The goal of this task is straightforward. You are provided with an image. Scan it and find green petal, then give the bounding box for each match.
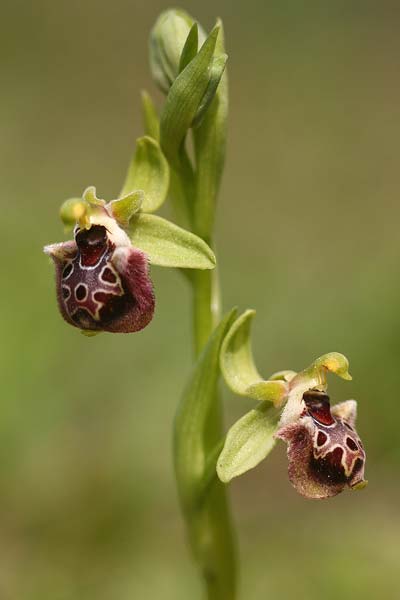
[120,136,169,213]
[82,186,105,206]
[129,213,216,269]
[217,402,279,483]
[109,190,143,226]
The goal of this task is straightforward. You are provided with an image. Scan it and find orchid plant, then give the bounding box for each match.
[44,8,366,599]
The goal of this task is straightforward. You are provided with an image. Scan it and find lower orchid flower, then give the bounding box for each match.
[217,310,367,499]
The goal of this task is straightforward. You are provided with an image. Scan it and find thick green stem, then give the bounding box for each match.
[190,268,237,600]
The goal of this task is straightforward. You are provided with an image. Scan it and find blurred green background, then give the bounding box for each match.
[1,1,400,598]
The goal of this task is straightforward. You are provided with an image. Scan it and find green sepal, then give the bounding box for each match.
[160,25,220,167]
[129,213,216,269]
[141,91,160,142]
[174,309,237,507]
[178,23,198,73]
[109,190,143,226]
[120,136,169,213]
[220,310,261,393]
[217,402,279,483]
[220,309,288,406]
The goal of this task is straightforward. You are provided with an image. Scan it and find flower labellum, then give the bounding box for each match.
[44,202,154,334]
[276,389,366,499]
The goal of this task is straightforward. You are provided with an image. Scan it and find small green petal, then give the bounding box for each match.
[109,190,143,226]
[129,213,216,269]
[82,186,105,206]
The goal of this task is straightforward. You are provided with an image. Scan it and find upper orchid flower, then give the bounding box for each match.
[45,189,155,334]
[44,135,217,335]
[217,310,367,499]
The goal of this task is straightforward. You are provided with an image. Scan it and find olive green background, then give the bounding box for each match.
[1,1,399,598]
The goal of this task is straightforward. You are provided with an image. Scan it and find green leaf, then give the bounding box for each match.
[120,136,169,213]
[178,23,198,73]
[217,402,279,483]
[192,53,228,128]
[193,20,228,239]
[129,213,216,269]
[174,309,237,506]
[160,25,219,166]
[141,91,160,142]
[109,190,143,226]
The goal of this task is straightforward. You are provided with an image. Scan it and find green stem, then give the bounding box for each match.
[190,268,237,600]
